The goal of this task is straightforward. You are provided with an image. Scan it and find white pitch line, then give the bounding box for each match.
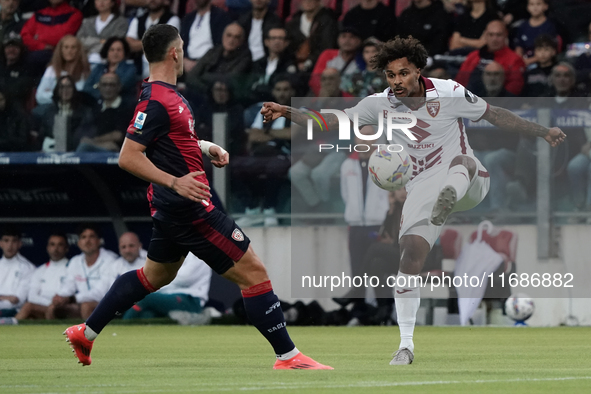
[4,376,591,394]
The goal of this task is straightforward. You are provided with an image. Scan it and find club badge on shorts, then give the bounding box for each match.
[232,228,244,242]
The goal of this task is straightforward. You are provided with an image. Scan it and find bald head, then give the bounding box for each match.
[485,20,508,52]
[119,232,142,263]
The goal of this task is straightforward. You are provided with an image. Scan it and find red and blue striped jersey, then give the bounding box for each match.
[126,80,215,222]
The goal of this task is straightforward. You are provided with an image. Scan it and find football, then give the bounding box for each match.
[505,294,535,322]
[368,148,411,191]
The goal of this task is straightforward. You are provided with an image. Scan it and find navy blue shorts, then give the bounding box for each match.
[147,208,250,275]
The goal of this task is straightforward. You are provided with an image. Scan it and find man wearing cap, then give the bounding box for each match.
[0,33,33,107]
[309,26,364,96]
[0,0,24,46]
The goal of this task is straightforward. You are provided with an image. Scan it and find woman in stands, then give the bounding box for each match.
[39,75,96,153]
[77,0,129,65]
[35,36,90,105]
[83,37,137,103]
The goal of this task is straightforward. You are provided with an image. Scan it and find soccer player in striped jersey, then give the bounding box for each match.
[63,24,332,370]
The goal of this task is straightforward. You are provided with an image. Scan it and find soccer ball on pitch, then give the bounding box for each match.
[368,148,411,191]
[505,294,535,322]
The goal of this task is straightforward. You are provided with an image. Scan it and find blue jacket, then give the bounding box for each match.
[83,61,138,102]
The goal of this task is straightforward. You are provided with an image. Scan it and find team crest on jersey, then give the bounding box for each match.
[232,229,244,242]
[134,112,147,129]
[426,101,440,118]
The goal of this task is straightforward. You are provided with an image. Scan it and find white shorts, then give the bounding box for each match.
[399,156,490,248]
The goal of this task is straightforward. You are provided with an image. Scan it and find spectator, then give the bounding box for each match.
[523,34,557,97]
[180,0,231,73]
[0,227,35,320]
[83,37,137,102]
[0,33,35,107]
[194,78,245,157]
[122,253,212,325]
[481,61,514,97]
[456,20,526,96]
[0,0,25,46]
[309,26,364,96]
[76,0,129,64]
[234,76,294,227]
[514,63,584,205]
[185,23,252,94]
[468,64,520,212]
[110,232,147,277]
[286,0,338,72]
[339,126,389,301]
[20,0,83,77]
[77,73,134,152]
[513,0,557,66]
[38,75,96,152]
[248,26,297,103]
[342,0,396,42]
[0,89,30,152]
[397,0,453,57]
[449,0,499,54]
[35,35,90,105]
[48,224,117,320]
[126,0,181,78]
[316,67,353,98]
[237,0,283,62]
[14,233,69,320]
[341,38,387,97]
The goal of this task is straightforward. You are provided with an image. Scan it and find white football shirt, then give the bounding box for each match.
[344,77,489,186]
[27,258,68,306]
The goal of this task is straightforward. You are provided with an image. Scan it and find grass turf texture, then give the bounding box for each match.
[1,326,590,393]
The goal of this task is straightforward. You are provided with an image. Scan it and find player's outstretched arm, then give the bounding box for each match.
[482,105,567,147]
[119,138,212,203]
[260,102,340,132]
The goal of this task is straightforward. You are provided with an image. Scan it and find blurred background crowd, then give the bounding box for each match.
[2,0,591,220]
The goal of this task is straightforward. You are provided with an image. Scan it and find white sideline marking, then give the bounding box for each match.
[3,376,591,393]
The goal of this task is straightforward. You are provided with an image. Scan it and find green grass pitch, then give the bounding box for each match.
[1,325,590,393]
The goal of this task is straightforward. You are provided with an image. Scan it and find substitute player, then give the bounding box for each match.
[63,24,332,370]
[261,36,565,365]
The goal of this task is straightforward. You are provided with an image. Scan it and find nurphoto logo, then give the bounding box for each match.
[304,108,414,153]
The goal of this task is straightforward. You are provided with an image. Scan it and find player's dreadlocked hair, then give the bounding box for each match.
[371,36,429,71]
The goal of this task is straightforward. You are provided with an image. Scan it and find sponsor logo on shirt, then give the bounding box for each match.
[134,112,147,129]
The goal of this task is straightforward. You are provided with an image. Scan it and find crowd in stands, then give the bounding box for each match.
[0,225,212,325]
[2,0,591,218]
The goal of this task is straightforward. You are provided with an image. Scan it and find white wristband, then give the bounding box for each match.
[198,140,226,159]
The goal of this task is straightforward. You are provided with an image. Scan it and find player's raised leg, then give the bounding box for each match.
[64,258,182,365]
[430,155,477,225]
[391,234,430,365]
[223,246,333,370]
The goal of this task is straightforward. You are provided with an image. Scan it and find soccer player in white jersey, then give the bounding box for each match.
[261,36,566,365]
